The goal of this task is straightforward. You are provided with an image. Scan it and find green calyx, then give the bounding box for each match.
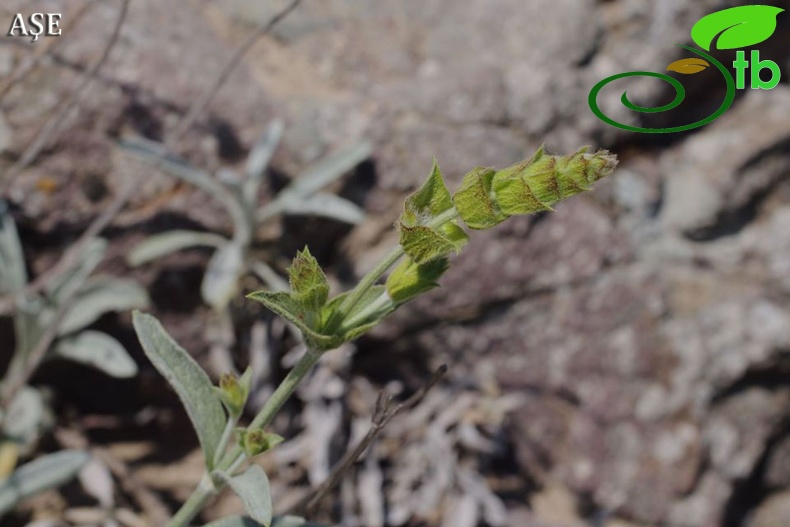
[237,429,284,457]
[397,160,469,264]
[216,367,253,417]
[385,257,449,305]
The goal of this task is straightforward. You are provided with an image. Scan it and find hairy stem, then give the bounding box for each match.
[167,348,322,526]
[166,475,214,527]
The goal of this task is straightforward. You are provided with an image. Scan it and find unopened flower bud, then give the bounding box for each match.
[491,146,618,216]
[238,429,284,457]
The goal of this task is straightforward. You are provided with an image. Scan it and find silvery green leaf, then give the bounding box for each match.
[202,243,246,311]
[127,231,228,266]
[0,201,26,293]
[0,450,90,517]
[256,142,372,223]
[290,142,372,196]
[117,138,220,196]
[53,331,138,378]
[132,312,226,470]
[214,466,272,527]
[244,120,284,208]
[1,386,46,444]
[250,261,289,293]
[281,193,365,224]
[45,238,107,303]
[58,277,150,336]
[13,297,45,355]
[117,138,251,241]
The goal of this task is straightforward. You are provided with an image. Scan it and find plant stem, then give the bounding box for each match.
[249,348,322,431]
[338,246,404,313]
[166,474,214,527]
[330,206,462,330]
[167,349,322,527]
[166,208,462,526]
[212,415,237,468]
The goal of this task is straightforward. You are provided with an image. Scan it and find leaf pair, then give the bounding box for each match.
[247,248,394,350]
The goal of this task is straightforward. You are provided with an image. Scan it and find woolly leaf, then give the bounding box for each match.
[127,230,227,266]
[58,277,150,336]
[0,450,89,517]
[202,242,245,311]
[214,466,273,527]
[132,312,226,470]
[53,331,138,378]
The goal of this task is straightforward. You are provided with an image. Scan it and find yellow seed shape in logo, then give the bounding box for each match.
[666,57,711,74]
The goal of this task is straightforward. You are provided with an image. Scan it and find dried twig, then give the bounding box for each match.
[171,0,303,142]
[290,365,449,517]
[0,0,130,194]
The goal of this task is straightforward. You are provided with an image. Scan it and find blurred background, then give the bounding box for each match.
[2,0,790,526]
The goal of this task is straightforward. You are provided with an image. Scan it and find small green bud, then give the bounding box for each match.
[288,247,330,312]
[385,257,449,304]
[491,146,618,216]
[217,367,253,417]
[238,429,284,457]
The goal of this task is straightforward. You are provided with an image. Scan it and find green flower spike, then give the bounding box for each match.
[488,146,618,218]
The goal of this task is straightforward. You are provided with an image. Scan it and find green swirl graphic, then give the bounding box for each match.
[588,45,736,133]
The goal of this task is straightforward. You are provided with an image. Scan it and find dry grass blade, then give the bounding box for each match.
[290,364,448,517]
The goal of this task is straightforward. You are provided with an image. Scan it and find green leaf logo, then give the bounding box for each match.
[691,5,784,51]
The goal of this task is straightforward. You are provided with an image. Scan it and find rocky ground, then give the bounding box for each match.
[2,0,790,526]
